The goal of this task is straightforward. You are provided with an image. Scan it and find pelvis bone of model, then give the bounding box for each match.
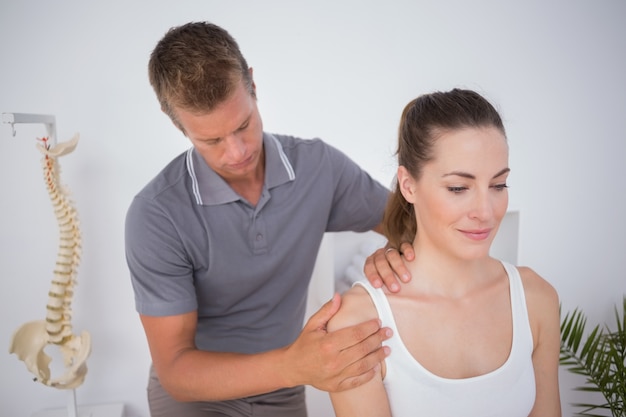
[9,134,91,389]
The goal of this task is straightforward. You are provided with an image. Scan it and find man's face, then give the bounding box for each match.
[174,81,264,184]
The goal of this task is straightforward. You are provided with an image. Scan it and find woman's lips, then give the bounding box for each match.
[460,229,491,241]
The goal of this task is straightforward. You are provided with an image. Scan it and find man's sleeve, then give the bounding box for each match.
[323,143,390,232]
[125,196,198,316]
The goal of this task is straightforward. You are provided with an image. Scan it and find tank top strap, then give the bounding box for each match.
[353,281,399,334]
[500,261,534,351]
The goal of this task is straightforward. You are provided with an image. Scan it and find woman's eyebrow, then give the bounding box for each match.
[442,171,475,179]
[442,167,510,180]
[492,168,511,178]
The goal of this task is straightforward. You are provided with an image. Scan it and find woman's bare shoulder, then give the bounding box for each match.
[327,284,380,332]
[517,266,560,329]
[517,266,559,303]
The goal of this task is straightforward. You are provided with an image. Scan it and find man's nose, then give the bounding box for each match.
[225,134,246,160]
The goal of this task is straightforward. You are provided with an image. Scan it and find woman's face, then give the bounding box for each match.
[399,126,510,260]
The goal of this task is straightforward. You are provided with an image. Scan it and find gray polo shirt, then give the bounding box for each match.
[125,132,389,354]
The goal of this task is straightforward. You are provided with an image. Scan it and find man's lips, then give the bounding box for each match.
[228,154,254,170]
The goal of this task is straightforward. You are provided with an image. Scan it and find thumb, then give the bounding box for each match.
[304,293,342,332]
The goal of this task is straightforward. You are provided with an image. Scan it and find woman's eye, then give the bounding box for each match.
[492,183,509,191]
[447,186,468,194]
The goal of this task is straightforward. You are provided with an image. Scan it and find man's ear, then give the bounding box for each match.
[249,67,257,97]
[161,107,186,136]
[397,165,417,203]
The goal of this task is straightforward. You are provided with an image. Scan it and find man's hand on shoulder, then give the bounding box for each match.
[363,242,414,293]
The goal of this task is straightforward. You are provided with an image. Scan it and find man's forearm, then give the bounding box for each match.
[157,347,294,402]
[151,296,391,402]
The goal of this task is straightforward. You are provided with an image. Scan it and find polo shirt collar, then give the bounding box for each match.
[186,132,295,206]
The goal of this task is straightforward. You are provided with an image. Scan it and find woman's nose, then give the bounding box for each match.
[469,192,494,221]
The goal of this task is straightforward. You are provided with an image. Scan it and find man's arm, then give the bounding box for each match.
[141,294,392,402]
[363,224,414,292]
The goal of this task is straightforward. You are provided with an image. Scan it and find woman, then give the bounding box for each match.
[328,89,561,416]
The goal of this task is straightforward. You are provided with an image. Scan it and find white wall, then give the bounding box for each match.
[1,1,625,416]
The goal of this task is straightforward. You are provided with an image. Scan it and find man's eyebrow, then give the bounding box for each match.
[442,167,510,179]
[237,115,251,129]
[198,136,221,142]
[199,115,252,142]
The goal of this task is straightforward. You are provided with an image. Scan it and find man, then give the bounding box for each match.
[125,21,411,417]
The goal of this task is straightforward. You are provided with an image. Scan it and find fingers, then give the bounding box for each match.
[364,246,412,293]
[338,323,392,365]
[335,344,390,392]
[399,241,415,261]
[321,325,392,392]
[363,248,391,289]
[383,247,411,291]
[304,293,342,332]
[291,307,392,392]
[327,317,389,351]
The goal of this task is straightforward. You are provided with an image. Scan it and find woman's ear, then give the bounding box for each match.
[397,166,417,203]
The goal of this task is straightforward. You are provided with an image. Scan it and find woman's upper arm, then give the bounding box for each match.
[330,373,392,417]
[327,287,392,417]
[521,267,562,416]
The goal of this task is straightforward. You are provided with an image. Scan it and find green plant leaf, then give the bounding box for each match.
[560,296,626,416]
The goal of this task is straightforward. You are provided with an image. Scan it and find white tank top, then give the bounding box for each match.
[355,261,536,416]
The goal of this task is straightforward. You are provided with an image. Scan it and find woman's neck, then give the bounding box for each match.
[404,241,500,299]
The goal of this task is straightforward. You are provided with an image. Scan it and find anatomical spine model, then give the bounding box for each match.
[9,134,91,389]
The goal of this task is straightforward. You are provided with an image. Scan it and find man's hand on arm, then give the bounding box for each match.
[363,242,414,292]
[280,293,392,392]
[140,294,392,402]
